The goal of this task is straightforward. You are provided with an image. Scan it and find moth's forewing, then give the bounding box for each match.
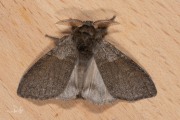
[17,36,78,100]
[93,40,157,101]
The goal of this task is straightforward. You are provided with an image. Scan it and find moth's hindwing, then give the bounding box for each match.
[17,36,78,100]
[81,58,115,104]
[93,40,157,101]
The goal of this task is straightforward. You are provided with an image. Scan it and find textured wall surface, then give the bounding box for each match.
[0,0,180,120]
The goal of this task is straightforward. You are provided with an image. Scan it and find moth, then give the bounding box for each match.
[17,16,157,104]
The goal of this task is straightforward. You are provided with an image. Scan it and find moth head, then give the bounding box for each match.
[56,16,118,29]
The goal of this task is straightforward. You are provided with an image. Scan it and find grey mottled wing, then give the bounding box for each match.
[93,41,157,101]
[17,36,78,100]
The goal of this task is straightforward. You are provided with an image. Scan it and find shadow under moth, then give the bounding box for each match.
[17,16,157,104]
